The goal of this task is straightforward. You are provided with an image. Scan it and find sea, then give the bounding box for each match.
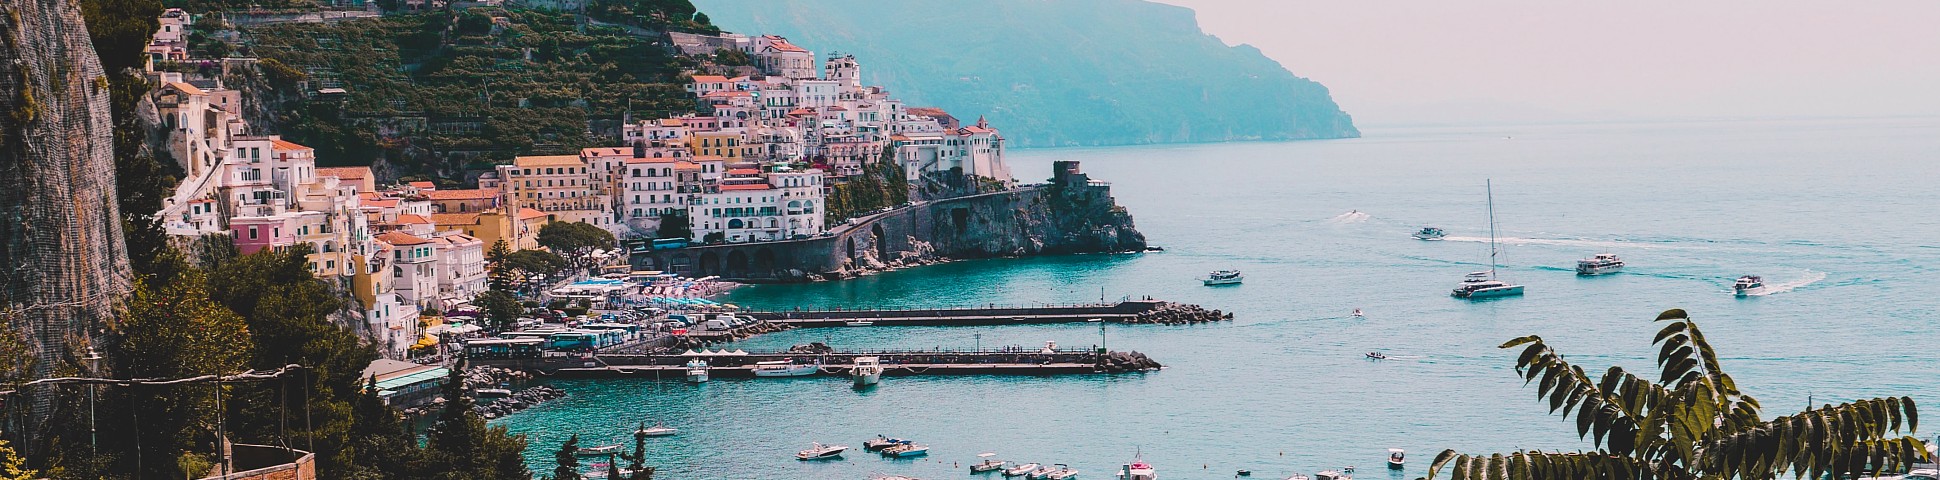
[495,117,1940,479]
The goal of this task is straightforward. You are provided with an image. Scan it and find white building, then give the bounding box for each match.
[431,231,487,303]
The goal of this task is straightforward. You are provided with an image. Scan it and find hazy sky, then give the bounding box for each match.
[1159,1,1940,126]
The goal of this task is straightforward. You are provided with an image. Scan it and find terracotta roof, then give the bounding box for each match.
[720,183,771,191]
[396,214,432,225]
[422,189,497,201]
[761,35,808,53]
[703,90,751,98]
[407,181,435,189]
[692,155,727,162]
[270,138,312,151]
[690,75,729,83]
[626,156,679,164]
[726,168,761,175]
[513,155,585,167]
[674,162,700,170]
[961,126,995,134]
[906,107,948,117]
[787,107,815,116]
[518,208,550,220]
[166,81,205,95]
[363,198,399,208]
[375,231,433,246]
[430,213,481,226]
[826,106,847,111]
[319,166,372,181]
[581,147,631,157]
[656,118,685,127]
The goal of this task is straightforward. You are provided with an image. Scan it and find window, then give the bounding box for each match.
[248,226,258,239]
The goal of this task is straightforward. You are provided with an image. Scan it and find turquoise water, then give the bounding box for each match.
[497,117,1940,479]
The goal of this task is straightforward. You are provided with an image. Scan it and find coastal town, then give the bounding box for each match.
[142,7,1035,358]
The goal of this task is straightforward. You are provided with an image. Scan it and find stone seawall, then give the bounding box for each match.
[631,161,1145,281]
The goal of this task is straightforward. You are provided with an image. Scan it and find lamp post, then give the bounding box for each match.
[84,345,101,450]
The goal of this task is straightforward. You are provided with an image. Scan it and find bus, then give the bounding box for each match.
[651,238,689,250]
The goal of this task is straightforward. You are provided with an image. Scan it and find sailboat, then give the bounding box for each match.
[1451,180,1525,299]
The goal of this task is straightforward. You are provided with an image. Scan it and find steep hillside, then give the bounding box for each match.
[693,0,1359,147]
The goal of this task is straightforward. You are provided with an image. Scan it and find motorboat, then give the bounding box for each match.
[683,359,709,383]
[882,444,930,458]
[1283,475,1311,480]
[852,356,883,386]
[972,452,1008,473]
[1365,352,1387,360]
[1452,181,1524,299]
[575,444,622,457]
[1733,275,1763,296]
[1350,308,1364,318]
[845,321,874,327]
[1118,457,1156,480]
[1026,464,1058,479]
[1388,448,1405,469]
[1314,469,1352,480]
[1237,470,1252,476]
[1413,226,1446,240]
[871,476,923,480]
[751,359,820,377]
[636,423,677,437]
[864,435,911,451]
[795,442,848,460]
[1047,464,1080,480]
[1203,269,1244,286]
[1452,271,1525,299]
[1576,253,1625,275]
[1005,463,1042,477]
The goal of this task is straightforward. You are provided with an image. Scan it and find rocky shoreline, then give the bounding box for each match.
[1120,301,1234,325]
[663,321,796,351]
[1096,351,1163,373]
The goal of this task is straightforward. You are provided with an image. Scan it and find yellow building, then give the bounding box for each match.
[689,131,746,159]
[494,155,612,229]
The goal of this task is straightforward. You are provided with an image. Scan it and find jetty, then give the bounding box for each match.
[473,347,1161,378]
[741,299,1230,327]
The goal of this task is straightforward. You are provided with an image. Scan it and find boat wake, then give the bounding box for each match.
[1744,270,1827,296]
[1441,235,1679,251]
[1328,210,1371,224]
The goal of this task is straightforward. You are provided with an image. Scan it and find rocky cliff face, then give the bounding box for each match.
[0,0,133,421]
[927,182,1146,259]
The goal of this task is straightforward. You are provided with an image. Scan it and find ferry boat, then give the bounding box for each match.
[1453,181,1524,299]
[972,452,1009,473]
[1119,457,1156,480]
[683,359,709,383]
[1733,275,1764,296]
[864,435,911,451]
[852,356,883,386]
[1575,253,1625,275]
[1412,226,1446,240]
[1005,463,1042,477]
[882,444,930,458]
[795,442,848,460]
[637,423,677,437]
[751,359,820,377]
[1203,269,1244,286]
[1387,448,1405,469]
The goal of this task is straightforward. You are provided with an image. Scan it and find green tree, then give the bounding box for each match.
[0,440,37,480]
[486,239,517,292]
[504,249,569,283]
[711,47,749,67]
[475,290,523,331]
[617,423,657,480]
[702,232,725,244]
[424,362,530,480]
[552,434,582,480]
[655,212,691,241]
[344,376,424,480]
[537,222,616,272]
[103,275,253,480]
[1428,309,1929,480]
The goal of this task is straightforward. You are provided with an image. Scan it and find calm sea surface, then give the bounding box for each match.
[497,117,1940,479]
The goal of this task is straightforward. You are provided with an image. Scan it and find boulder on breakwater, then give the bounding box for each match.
[665,321,795,350]
[1096,351,1163,373]
[1122,301,1233,325]
[474,384,565,419]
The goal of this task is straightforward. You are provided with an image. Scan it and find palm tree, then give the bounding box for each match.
[1428,309,1930,479]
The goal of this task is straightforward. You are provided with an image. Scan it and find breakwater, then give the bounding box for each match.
[475,348,1160,377]
[741,299,1230,327]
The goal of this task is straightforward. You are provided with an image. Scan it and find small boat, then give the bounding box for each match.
[845,321,874,327]
[684,359,709,383]
[1237,470,1252,476]
[1365,352,1387,360]
[1005,463,1042,477]
[575,444,622,457]
[1119,457,1156,480]
[637,423,677,437]
[1576,253,1625,276]
[1315,469,1352,480]
[751,359,820,377]
[1388,448,1405,469]
[882,444,930,458]
[1412,226,1446,240]
[1026,464,1058,479]
[1350,308,1363,318]
[1203,269,1243,286]
[872,476,923,480]
[795,442,848,460]
[1284,475,1311,480]
[864,435,911,451]
[1047,464,1080,480]
[852,356,883,386]
[972,452,1009,473]
[1733,275,1763,296]
[1144,245,1165,252]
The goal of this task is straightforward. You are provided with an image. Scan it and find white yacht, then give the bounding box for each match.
[1314,469,1352,480]
[1576,253,1625,275]
[1733,275,1764,296]
[852,356,883,386]
[795,442,848,460]
[1412,226,1446,240]
[1203,269,1243,286]
[752,360,820,377]
[1453,180,1524,299]
[683,359,709,383]
[637,423,677,437]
